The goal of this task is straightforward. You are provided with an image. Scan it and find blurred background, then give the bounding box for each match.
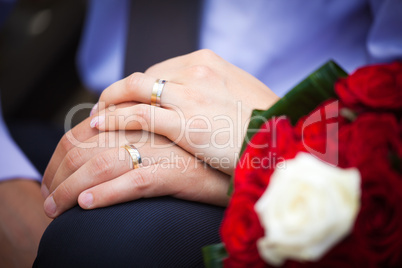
[0,0,96,173]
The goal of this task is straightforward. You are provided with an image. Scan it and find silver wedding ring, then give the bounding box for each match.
[122,144,142,169]
[151,79,167,107]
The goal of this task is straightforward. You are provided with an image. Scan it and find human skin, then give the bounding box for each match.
[92,49,279,175]
[41,117,230,218]
[0,179,51,268]
[41,49,278,219]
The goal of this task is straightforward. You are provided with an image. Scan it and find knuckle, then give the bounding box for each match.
[64,129,83,149]
[59,132,73,153]
[90,153,115,177]
[134,104,151,122]
[194,48,218,61]
[55,182,75,205]
[125,72,145,97]
[64,148,85,172]
[188,65,213,80]
[128,171,150,191]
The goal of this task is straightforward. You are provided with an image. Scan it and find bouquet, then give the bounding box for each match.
[204,61,402,267]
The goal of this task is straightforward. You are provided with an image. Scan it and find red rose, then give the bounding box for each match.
[339,113,402,171]
[222,190,266,268]
[335,61,402,111]
[294,99,348,166]
[221,118,299,267]
[352,162,402,267]
[296,236,375,268]
[222,62,402,267]
[235,117,299,189]
[338,112,402,266]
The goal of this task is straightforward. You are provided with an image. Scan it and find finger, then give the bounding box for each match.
[78,160,230,210]
[47,129,153,195]
[48,131,122,193]
[91,104,183,140]
[98,73,181,110]
[44,147,132,218]
[97,49,229,112]
[42,117,100,197]
[99,72,154,108]
[44,134,174,218]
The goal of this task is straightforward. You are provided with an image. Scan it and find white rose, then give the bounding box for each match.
[254,152,361,266]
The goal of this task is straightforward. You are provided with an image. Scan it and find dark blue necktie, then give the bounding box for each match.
[124,0,202,76]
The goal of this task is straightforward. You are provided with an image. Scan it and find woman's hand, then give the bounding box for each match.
[41,117,230,219]
[91,49,279,175]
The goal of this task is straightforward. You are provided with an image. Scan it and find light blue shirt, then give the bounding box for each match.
[78,0,402,97]
[0,95,41,181]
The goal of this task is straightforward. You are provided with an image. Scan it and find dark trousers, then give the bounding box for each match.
[34,196,224,267]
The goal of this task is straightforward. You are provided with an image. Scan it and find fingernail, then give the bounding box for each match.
[90,102,98,117]
[41,184,49,198]
[44,195,57,216]
[97,115,105,127]
[90,117,98,128]
[81,192,93,208]
[90,116,104,128]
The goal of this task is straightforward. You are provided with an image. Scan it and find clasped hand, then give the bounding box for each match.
[41,49,278,218]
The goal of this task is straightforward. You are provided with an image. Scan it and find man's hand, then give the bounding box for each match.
[0,179,51,268]
[41,118,230,219]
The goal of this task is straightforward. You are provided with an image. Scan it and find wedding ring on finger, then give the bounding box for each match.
[151,79,167,107]
[122,144,142,169]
